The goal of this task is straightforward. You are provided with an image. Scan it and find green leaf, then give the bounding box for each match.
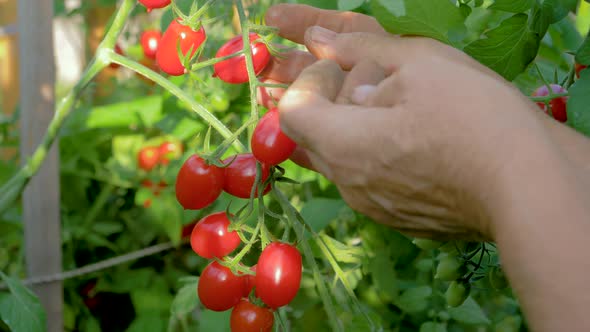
[91,220,124,236]
[0,272,47,332]
[198,309,231,331]
[368,255,399,301]
[146,194,183,245]
[338,0,364,11]
[318,233,364,264]
[489,0,534,13]
[420,321,447,332]
[371,0,467,46]
[126,314,167,332]
[300,198,352,235]
[112,135,145,170]
[464,14,539,80]
[575,34,590,65]
[295,0,338,9]
[395,286,432,313]
[448,297,490,325]
[170,279,199,316]
[567,69,590,135]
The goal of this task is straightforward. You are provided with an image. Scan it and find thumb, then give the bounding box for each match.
[278,59,345,148]
[304,26,407,72]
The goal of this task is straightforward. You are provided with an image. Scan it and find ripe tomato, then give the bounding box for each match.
[198,261,246,312]
[138,0,171,12]
[156,20,206,76]
[109,44,124,69]
[576,63,588,78]
[251,108,297,165]
[175,155,224,209]
[230,299,274,332]
[140,30,162,60]
[190,212,241,259]
[223,153,271,199]
[255,242,302,308]
[532,84,568,123]
[213,33,271,84]
[159,141,183,165]
[138,146,160,171]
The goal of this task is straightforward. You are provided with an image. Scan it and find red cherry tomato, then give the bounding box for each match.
[156,20,206,76]
[138,0,171,12]
[109,44,124,69]
[198,261,246,312]
[175,155,224,209]
[251,108,297,165]
[255,242,302,308]
[223,153,271,199]
[243,265,256,297]
[138,146,160,171]
[230,299,274,332]
[140,30,162,60]
[576,63,588,78]
[159,141,183,165]
[532,84,568,122]
[213,33,271,84]
[141,179,167,195]
[190,212,241,259]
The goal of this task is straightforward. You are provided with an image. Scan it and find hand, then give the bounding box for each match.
[277,32,555,241]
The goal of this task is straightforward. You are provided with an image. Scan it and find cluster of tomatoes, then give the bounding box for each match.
[175,108,299,331]
[116,0,272,85]
[130,2,303,330]
[137,141,183,207]
[532,63,587,123]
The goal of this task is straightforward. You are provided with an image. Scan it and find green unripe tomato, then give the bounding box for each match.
[435,255,464,281]
[489,266,509,290]
[210,91,230,112]
[413,238,443,250]
[445,281,470,307]
[494,316,521,332]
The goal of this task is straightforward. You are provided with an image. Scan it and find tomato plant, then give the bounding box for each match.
[230,299,274,332]
[198,261,247,312]
[3,1,590,331]
[140,30,162,60]
[251,108,297,166]
[254,242,302,308]
[213,33,271,84]
[223,153,270,199]
[157,20,206,76]
[175,155,224,210]
[190,212,241,259]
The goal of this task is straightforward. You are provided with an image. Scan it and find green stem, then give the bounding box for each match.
[190,50,242,71]
[235,0,261,146]
[272,184,343,332]
[529,93,569,102]
[0,0,137,215]
[110,53,245,152]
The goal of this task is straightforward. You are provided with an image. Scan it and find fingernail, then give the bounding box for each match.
[351,85,377,105]
[309,26,337,45]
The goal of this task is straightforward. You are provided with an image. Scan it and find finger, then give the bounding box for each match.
[256,79,286,109]
[361,74,406,107]
[265,4,386,45]
[304,27,408,71]
[260,49,317,83]
[336,60,386,104]
[288,146,317,171]
[278,59,345,146]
